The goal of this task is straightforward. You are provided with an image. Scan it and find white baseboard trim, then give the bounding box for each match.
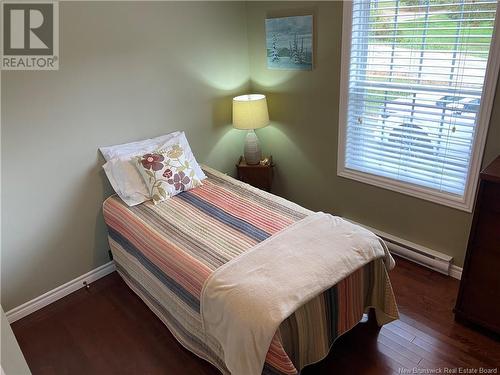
[449,264,463,280]
[6,261,116,323]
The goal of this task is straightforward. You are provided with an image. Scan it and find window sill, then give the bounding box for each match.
[337,167,474,212]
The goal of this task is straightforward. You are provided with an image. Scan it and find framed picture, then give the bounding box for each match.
[265,14,314,71]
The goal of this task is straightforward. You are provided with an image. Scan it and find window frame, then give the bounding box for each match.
[337,0,500,212]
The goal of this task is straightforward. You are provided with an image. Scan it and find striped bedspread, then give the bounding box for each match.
[103,166,399,374]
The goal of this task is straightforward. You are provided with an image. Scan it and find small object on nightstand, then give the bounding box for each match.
[260,157,270,166]
[237,156,274,192]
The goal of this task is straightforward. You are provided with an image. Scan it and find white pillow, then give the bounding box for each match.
[103,158,147,206]
[103,132,206,206]
[99,131,181,162]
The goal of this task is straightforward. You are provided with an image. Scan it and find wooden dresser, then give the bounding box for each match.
[455,156,500,334]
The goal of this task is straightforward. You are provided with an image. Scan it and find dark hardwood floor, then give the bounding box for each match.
[12,256,500,375]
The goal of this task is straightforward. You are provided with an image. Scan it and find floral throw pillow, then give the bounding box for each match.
[135,143,202,204]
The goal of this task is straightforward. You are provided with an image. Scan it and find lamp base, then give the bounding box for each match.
[244,130,262,165]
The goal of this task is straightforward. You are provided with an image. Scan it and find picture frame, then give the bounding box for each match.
[265,14,314,71]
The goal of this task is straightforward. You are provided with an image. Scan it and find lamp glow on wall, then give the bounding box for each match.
[232,94,270,165]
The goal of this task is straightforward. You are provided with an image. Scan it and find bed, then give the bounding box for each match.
[103,165,398,375]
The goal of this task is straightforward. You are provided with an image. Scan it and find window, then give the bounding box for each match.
[338,0,500,211]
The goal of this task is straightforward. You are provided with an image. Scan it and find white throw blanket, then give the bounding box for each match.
[201,212,394,375]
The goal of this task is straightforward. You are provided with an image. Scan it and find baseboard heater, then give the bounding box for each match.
[347,220,453,275]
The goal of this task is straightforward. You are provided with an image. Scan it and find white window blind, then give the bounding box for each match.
[343,0,498,200]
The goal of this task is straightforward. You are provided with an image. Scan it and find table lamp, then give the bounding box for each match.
[232,94,270,165]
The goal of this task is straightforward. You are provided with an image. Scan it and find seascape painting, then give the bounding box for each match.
[265,15,313,70]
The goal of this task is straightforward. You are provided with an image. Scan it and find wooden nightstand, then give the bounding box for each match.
[236,156,274,192]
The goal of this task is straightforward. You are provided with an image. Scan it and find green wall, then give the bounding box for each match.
[246,1,500,267]
[1,2,249,311]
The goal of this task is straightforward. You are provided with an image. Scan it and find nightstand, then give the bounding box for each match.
[236,156,274,192]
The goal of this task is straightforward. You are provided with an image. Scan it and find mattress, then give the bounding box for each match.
[103,166,398,374]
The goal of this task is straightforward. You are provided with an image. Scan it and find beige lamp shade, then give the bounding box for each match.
[232,94,270,130]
